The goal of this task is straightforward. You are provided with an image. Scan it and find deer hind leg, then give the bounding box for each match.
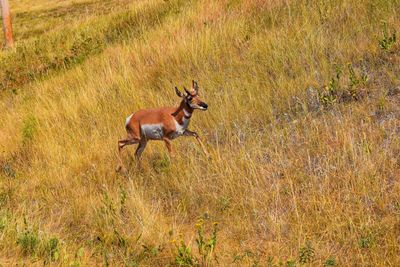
[118,138,139,150]
[116,137,140,172]
[183,129,209,157]
[134,139,147,168]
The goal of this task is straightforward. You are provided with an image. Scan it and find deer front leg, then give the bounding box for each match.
[163,137,175,159]
[183,129,209,157]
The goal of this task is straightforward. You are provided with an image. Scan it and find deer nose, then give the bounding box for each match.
[200,102,208,110]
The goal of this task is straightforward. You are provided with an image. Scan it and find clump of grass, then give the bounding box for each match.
[0,212,10,232]
[359,233,374,249]
[22,115,38,145]
[119,186,127,214]
[152,154,171,173]
[1,161,16,178]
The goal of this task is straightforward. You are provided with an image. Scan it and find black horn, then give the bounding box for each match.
[175,86,183,97]
[184,86,192,96]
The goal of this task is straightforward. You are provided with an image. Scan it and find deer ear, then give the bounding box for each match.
[175,86,183,97]
[192,80,199,94]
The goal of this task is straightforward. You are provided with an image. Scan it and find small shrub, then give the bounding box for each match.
[298,241,315,264]
[359,234,374,249]
[17,228,40,256]
[172,218,219,266]
[319,62,369,106]
[324,257,337,266]
[175,240,196,266]
[345,63,368,101]
[319,65,342,106]
[70,247,85,267]
[379,22,397,51]
[42,237,60,262]
[16,219,61,261]
[286,260,297,267]
[195,219,218,265]
[152,154,171,173]
[348,63,360,88]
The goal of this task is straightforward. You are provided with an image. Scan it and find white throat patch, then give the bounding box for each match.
[183,108,192,117]
[172,116,190,138]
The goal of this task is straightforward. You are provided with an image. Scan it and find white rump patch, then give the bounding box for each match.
[125,114,133,127]
[141,124,164,140]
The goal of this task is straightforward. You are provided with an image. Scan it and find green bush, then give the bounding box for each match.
[17,228,40,256]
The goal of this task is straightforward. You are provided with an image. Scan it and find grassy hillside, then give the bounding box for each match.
[4,0,136,41]
[1,0,400,265]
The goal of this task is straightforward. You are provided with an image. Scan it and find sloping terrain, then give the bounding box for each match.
[0,0,400,265]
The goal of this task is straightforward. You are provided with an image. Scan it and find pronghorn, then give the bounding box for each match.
[117,80,209,171]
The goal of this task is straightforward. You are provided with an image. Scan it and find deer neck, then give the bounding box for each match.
[172,101,193,124]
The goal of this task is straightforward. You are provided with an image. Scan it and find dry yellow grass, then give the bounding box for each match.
[1,0,400,265]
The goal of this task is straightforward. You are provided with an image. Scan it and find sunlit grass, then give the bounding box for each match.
[1,0,400,265]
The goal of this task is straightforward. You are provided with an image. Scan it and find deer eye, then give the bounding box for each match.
[187,96,193,101]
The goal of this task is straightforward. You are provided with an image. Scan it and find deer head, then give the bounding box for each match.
[175,80,208,111]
